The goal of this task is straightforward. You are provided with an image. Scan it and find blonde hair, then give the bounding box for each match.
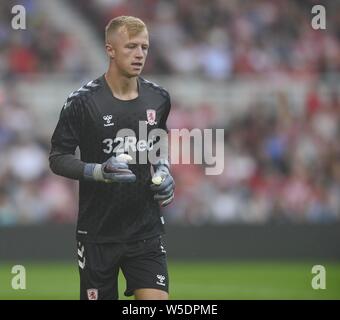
[105,16,147,44]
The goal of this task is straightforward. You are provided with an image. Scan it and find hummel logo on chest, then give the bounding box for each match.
[103,115,114,127]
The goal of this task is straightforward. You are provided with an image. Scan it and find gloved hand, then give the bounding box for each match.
[84,154,136,183]
[150,159,175,207]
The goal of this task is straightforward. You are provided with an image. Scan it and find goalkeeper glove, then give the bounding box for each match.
[84,154,136,183]
[150,159,175,207]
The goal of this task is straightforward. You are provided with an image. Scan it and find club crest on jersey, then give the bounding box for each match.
[87,289,98,300]
[145,109,157,126]
[103,115,114,127]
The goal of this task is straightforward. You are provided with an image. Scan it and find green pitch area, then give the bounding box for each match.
[0,261,339,300]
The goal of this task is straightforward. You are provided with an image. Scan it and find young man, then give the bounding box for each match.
[49,16,174,300]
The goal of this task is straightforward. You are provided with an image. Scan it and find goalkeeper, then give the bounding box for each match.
[49,16,174,300]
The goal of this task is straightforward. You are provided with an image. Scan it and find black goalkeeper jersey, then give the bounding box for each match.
[50,75,171,243]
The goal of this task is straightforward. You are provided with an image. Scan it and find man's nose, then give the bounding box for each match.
[135,46,144,59]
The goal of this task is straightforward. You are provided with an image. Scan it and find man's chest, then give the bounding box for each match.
[82,99,165,156]
[87,98,163,132]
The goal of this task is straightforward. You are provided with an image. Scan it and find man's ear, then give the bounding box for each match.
[105,43,115,59]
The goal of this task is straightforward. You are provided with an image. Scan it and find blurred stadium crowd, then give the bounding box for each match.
[167,88,340,224]
[75,0,340,78]
[0,0,339,226]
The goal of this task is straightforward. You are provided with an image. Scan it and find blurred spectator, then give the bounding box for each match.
[7,138,47,181]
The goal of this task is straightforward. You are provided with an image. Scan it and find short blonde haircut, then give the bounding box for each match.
[105,16,147,44]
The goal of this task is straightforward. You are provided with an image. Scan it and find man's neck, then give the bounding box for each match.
[105,67,139,101]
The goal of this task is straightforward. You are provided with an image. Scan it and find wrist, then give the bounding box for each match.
[153,159,170,172]
[84,163,103,181]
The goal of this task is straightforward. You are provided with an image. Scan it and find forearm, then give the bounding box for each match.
[49,153,86,180]
[49,153,136,183]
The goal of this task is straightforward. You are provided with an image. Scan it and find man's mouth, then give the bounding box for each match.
[131,62,143,67]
